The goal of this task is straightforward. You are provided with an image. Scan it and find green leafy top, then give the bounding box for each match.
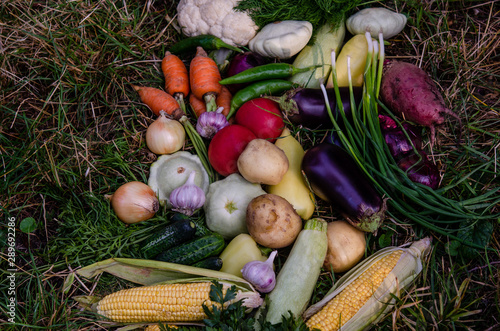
[235,0,364,32]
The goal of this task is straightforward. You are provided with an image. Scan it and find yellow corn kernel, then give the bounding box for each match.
[306,250,403,331]
[97,282,224,323]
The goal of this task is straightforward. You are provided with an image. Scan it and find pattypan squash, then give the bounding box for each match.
[249,20,313,59]
[204,174,266,240]
[148,151,209,207]
[346,7,407,39]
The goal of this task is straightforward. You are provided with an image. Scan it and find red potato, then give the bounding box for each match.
[380,60,460,145]
[208,124,257,177]
[235,98,284,143]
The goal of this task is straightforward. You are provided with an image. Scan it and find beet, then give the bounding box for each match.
[380,60,460,145]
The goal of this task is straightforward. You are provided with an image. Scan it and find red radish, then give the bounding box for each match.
[380,60,460,145]
[208,124,257,177]
[235,98,284,143]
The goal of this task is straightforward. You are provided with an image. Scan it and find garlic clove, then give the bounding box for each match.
[241,250,278,293]
[168,171,206,216]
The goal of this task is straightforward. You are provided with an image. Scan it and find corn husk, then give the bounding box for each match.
[303,237,432,330]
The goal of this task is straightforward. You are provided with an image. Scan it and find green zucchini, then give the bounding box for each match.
[262,218,328,324]
[155,233,225,266]
[142,219,197,258]
[191,256,224,271]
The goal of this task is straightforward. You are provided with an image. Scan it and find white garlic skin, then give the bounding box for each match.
[169,171,206,216]
[241,250,277,293]
[196,109,230,139]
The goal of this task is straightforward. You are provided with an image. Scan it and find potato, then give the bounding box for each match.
[237,139,289,185]
[324,220,366,273]
[246,194,302,248]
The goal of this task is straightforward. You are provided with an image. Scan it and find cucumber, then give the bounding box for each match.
[262,218,328,324]
[142,219,197,258]
[191,256,223,271]
[155,233,225,266]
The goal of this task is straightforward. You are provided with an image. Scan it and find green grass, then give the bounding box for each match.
[1,0,499,330]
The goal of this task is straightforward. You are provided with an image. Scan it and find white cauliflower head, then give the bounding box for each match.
[176,0,258,46]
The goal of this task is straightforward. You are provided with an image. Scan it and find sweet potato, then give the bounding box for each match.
[380,60,460,145]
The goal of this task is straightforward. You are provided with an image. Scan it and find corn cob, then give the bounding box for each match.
[304,237,431,331]
[96,281,262,323]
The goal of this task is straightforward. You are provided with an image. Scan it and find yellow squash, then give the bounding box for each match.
[267,128,315,220]
[326,34,368,88]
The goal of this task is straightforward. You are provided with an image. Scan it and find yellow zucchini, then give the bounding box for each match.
[267,128,315,220]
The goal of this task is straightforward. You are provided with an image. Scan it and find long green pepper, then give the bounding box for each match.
[226,79,296,119]
[168,35,243,55]
[219,63,319,85]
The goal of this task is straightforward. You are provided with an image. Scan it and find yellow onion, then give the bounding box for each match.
[109,181,159,224]
[146,111,185,155]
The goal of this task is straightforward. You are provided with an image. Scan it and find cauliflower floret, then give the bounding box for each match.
[176,0,258,46]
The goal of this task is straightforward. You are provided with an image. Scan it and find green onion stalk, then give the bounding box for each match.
[321,31,499,251]
[177,101,216,182]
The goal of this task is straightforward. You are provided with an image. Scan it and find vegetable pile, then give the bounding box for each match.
[75,3,500,331]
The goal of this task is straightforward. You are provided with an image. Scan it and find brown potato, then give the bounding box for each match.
[246,194,302,248]
[324,220,366,273]
[237,139,289,185]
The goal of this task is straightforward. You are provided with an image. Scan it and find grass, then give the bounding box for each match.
[1,0,499,330]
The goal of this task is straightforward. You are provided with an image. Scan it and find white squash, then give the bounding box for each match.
[249,21,313,59]
[346,7,407,39]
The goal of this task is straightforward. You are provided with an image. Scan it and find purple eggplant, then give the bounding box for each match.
[379,114,423,161]
[302,143,386,233]
[398,151,440,189]
[269,87,363,129]
[225,52,268,93]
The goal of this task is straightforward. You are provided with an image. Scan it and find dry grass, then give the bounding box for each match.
[1,0,499,330]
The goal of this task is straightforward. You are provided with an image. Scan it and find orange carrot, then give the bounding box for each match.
[132,85,183,119]
[189,93,206,118]
[162,51,190,98]
[216,86,232,118]
[189,47,222,112]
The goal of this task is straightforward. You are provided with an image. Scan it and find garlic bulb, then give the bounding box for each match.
[109,181,159,224]
[168,171,206,216]
[146,111,185,155]
[241,250,278,293]
[196,107,230,139]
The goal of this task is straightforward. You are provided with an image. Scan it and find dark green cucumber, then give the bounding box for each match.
[191,256,223,271]
[142,219,197,258]
[155,233,225,265]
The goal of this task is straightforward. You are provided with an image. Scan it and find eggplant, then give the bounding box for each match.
[269,86,363,129]
[397,151,440,190]
[302,143,386,233]
[379,114,423,161]
[225,52,268,93]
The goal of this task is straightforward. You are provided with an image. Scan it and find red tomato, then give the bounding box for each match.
[208,124,257,177]
[235,98,284,143]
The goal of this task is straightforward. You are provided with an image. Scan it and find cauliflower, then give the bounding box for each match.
[176,0,258,47]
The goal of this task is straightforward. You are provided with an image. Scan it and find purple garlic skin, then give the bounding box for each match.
[196,110,230,139]
[241,250,277,293]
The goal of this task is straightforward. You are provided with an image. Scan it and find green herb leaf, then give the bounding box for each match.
[20,217,37,233]
[457,220,493,259]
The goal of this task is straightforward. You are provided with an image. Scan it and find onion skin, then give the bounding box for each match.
[398,151,440,190]
[270,86,362,129]
[379,114,422,161]
[146,112,185,155]
[301,143,386,233]
[110,181,159,224]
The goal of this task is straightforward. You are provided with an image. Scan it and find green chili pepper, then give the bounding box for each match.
[227,79,296,119]
[219,63,320,85]
[169,35,243,54]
